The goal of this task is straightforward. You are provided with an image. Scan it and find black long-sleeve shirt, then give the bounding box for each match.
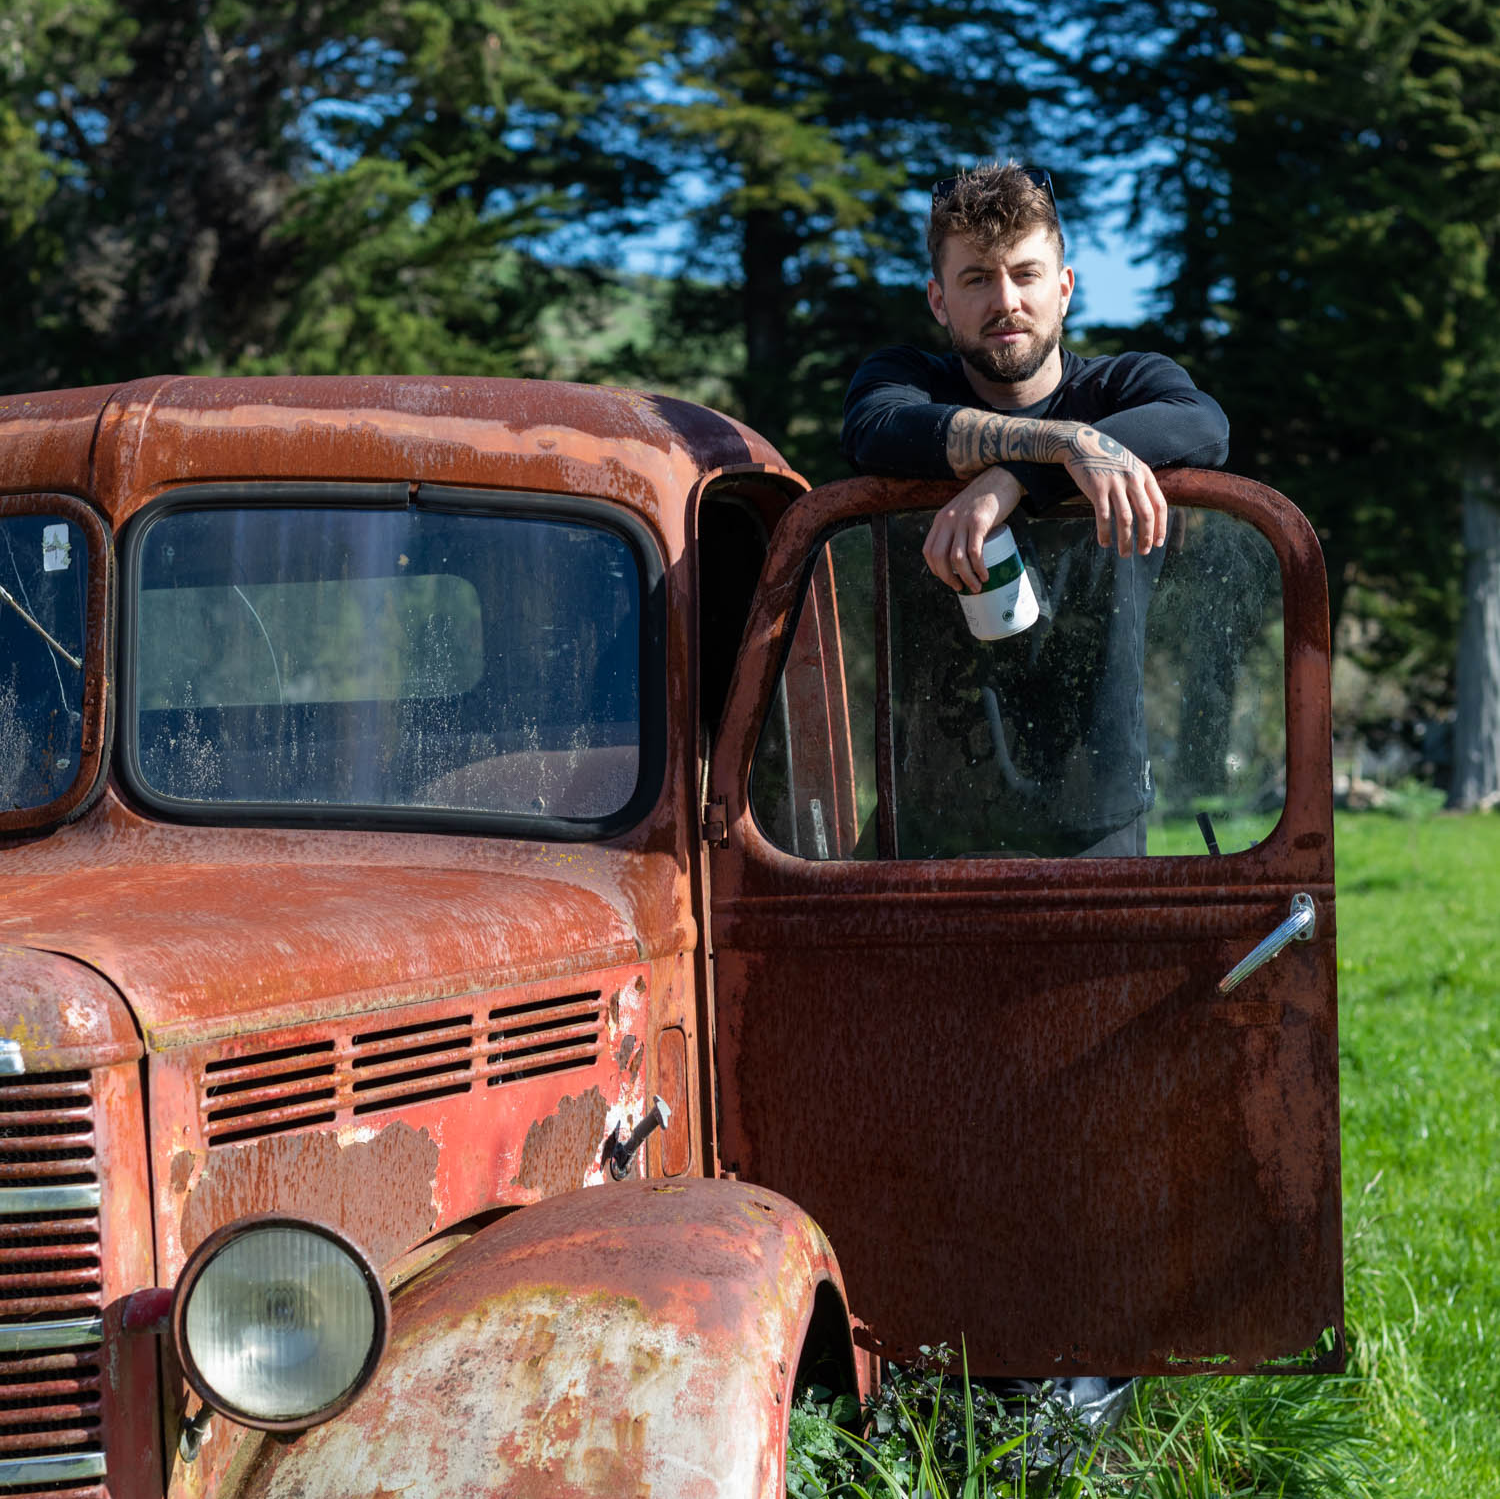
[840,346,1229,510]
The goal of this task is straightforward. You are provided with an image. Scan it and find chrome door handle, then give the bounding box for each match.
[1218,893,1316,994]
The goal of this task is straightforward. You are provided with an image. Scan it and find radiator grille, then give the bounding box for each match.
[201,991,605,1146]
[0,1072,107,1494]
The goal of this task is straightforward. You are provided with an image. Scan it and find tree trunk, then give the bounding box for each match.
[1447,462,1500,809]
[740,206,796,448]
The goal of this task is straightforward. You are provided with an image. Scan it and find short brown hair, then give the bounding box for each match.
[927,162,1064,280]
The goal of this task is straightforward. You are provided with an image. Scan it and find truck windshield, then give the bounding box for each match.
[128,503,643,824]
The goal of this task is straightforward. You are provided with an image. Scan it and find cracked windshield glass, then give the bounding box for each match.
[1,514,89,812]
[132,504,641,820]
[753,507,1284,859]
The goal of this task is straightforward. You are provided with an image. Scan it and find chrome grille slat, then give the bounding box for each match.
[0,1189,99,1217]
[0,1323,102,1358]
[0,1451,106,1485]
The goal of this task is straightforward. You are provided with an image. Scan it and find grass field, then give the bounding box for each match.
[1088,806,1500,1496]
[1327,806,1500,1493]
[790,806,1500,1496]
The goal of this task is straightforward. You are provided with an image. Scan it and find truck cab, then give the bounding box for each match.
[0,376,1341,1498]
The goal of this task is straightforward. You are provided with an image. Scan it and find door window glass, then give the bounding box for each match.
[751,507,1284,858]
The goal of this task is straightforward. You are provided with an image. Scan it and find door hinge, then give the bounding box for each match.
[702,797,727,847]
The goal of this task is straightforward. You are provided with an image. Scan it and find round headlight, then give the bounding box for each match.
[172,1216,389,1431]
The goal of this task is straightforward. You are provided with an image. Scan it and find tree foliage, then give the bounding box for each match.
[612,0,1063,465]
[1077,0,1500,788]
[1,0,1069,478]
[0,0,693,387]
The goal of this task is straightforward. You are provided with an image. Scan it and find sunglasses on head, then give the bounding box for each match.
[931,167,1059,227]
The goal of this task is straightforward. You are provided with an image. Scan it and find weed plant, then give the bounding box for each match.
[787,1345,1110,1498]
[788,1354,1384,1496]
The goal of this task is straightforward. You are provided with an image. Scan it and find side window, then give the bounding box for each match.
[750,507,1284,859]
[750,526,877,858]
[1,513,90,812]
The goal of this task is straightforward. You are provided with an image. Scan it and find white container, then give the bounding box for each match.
[958,525,1039,639]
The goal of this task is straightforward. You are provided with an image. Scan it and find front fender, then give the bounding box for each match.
[236,1177,852,1499]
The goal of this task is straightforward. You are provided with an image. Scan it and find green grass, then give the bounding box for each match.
[1330,808,1500,1494]
[1131,803,1500,1494]
[790,808,1500,1496]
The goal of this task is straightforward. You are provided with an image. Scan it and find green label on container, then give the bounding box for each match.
[977,551,1025,594]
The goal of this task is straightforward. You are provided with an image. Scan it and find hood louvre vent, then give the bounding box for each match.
[351,1016,474,1115]
[487,992,603,1086]
[204,1041,338,1145]
[199,990,606,1147]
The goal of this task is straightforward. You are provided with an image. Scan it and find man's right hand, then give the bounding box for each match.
[922,466,1024,592]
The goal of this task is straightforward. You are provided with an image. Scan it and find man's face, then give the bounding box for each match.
[927,227,1074,387]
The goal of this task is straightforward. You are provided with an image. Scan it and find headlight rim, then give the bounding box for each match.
[170,1213,390,1433]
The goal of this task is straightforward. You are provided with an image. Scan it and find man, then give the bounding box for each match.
[843,161,1227,585]
[840,161,1229,858]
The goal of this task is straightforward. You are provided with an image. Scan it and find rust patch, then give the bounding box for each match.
[180,1121,439,1267]
[511,1087,610,1193]
[169,1150,195,1195]
[615,1031,641,1073]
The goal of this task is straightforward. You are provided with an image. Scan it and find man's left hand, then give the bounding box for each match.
[1061,428,1167,556]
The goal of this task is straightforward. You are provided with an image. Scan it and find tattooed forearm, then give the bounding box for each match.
[946,411,1144,481]
[940,413,1165,554]
[946,408,1087,475]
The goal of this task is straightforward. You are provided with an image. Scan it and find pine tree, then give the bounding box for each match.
[1080,0,1500,805]
[600,0,1066,472]
[0,0,687,388]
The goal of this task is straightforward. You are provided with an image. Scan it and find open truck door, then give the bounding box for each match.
[707,469,1342,1377]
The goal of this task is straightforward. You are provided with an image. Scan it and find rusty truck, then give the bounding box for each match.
[0,375,1342,1497]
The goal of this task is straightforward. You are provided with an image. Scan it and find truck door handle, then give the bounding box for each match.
[1218,893,1317,994]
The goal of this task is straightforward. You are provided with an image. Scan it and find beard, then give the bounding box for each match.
[949,308,1063,385]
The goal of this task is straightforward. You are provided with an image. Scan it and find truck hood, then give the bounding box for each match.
[1,858,642,1050]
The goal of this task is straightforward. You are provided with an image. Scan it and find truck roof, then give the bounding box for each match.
[0,375,805,530]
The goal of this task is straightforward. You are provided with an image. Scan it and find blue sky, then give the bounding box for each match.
[1070,235,1156,326]
[611,218,1160,328]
